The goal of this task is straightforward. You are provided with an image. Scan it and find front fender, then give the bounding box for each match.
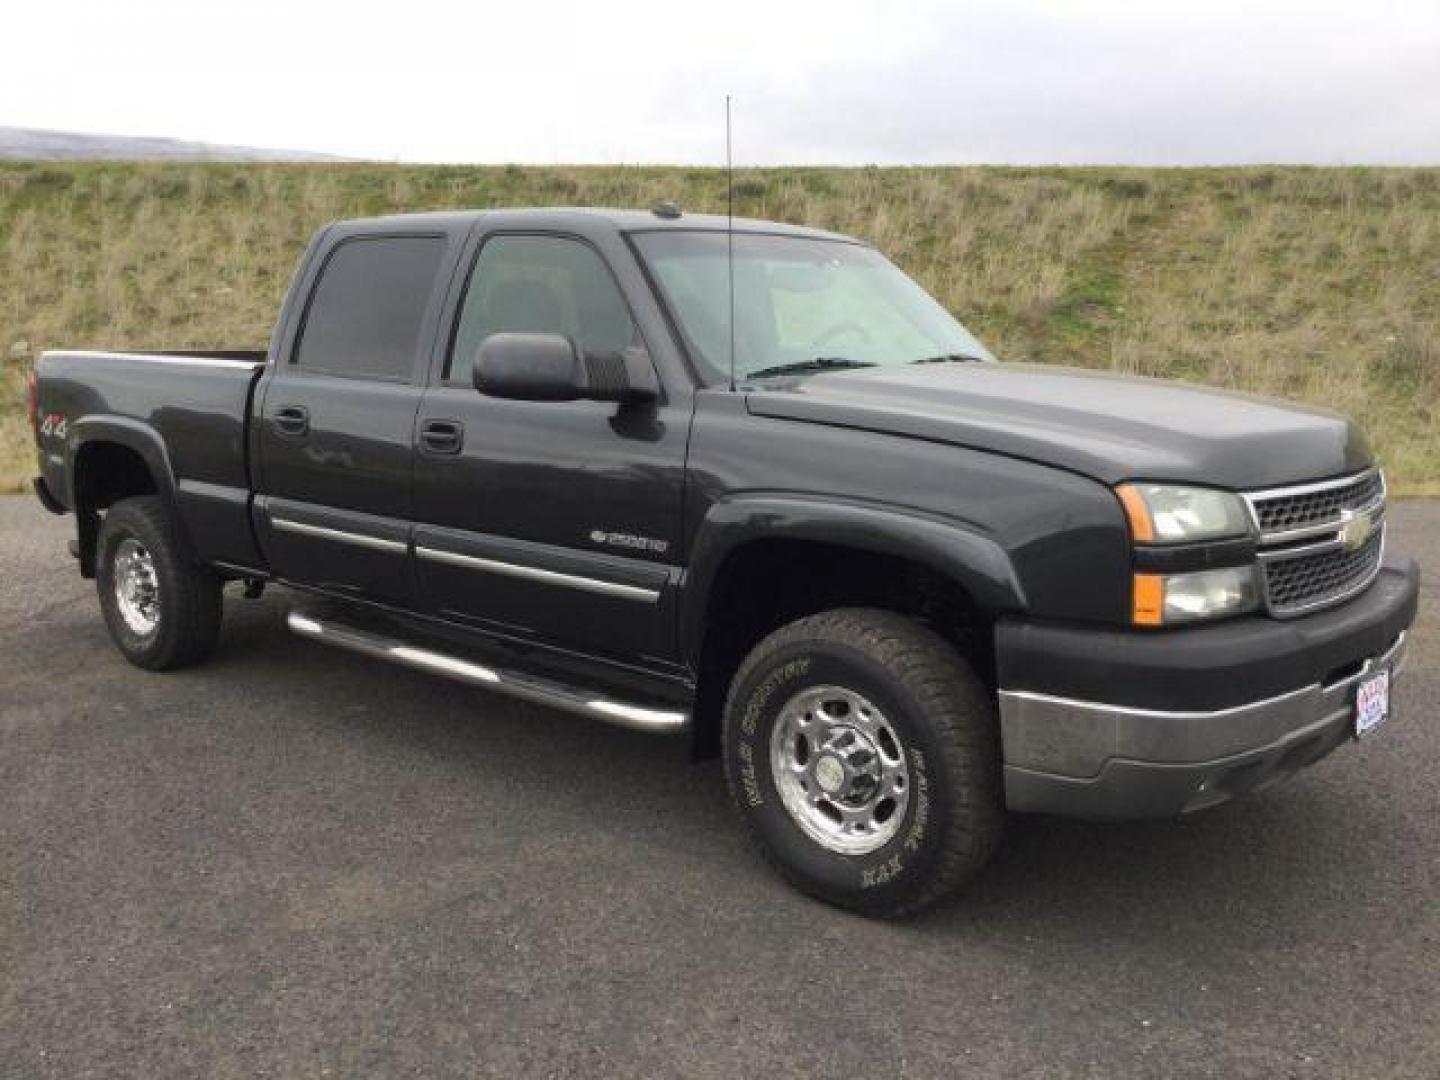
[681,494,1027,661]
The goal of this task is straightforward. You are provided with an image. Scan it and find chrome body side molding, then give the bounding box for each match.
[414,545,660,602]
[49,349,263,371]
[270,517,408,554]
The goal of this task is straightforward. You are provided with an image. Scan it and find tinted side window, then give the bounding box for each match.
[449,236,636,383]
[296,236,446,379]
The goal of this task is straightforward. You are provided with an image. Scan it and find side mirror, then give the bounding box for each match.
[474,333,586,402]
[474,333,659,405]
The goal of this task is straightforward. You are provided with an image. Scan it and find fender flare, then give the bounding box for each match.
[680,494,1028,663]
[67,416,190,574]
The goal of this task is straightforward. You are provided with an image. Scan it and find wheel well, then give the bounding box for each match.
[72,442,159,577]
[691,539,994,758]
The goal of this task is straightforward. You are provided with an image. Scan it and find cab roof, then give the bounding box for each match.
[326,207,860,245]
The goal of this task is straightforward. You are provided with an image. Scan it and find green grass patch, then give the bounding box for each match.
[2,162,1438,494]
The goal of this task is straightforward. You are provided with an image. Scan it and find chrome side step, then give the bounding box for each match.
[286,611,689,735]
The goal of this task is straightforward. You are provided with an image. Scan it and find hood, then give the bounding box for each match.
[745,362,1372,489]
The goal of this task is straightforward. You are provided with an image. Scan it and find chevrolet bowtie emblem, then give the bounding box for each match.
[1338,508,1375,552]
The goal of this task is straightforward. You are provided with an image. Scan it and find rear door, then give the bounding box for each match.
[411,230,690,664]
[254,232,452,605]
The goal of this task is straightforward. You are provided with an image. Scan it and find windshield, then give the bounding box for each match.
[633,231,993,384]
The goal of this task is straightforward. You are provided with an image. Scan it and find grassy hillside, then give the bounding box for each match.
[2,163,1437,493]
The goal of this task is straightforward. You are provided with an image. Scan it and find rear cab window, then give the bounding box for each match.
[295,235,447,380]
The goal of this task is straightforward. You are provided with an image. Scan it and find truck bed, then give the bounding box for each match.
[34,348,268,570]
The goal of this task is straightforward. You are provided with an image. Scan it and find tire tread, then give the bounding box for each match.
[723,607,1002,917]
[97,495,222,670]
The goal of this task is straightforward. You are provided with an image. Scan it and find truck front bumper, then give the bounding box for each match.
[996,556,1420,820]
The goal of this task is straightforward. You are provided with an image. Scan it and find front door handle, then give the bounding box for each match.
[420,419,464,455]
[274,404,309,436]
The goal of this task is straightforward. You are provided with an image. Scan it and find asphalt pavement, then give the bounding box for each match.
[1,496,1436,1079]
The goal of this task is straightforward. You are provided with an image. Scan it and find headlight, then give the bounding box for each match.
[1133,566,1261,626]
[1116,483,1251,543]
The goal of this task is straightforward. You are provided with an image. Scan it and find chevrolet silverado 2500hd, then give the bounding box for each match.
[31,208,1419,916]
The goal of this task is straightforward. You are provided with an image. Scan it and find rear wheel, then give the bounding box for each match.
[96,496,222,670]
[722,608,1002,917]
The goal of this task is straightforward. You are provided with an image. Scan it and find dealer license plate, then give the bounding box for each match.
[1354,669,1390,738]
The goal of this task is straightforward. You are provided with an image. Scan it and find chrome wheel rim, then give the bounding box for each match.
[769,684,910,856]
[113,538,160,636]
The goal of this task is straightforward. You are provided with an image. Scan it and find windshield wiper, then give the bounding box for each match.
[911,353,986,364]
[745,357,878,380]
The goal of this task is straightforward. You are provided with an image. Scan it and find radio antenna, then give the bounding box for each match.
[725,94,736,392]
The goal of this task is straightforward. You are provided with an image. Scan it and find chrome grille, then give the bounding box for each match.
[1244,469,1386,617]
[1263,532,1383,612]
[1250,470,1383,533]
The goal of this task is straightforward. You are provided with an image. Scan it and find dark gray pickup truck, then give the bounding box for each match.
[30,207,1419,915]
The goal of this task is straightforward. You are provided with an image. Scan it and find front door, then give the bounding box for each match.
[412,232,688,664]
[255,233,450,605]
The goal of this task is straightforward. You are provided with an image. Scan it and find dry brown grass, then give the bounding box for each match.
[2,163,1437,493]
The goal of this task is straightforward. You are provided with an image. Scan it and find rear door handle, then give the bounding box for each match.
[420,419,464,454]
[274,404,309,436]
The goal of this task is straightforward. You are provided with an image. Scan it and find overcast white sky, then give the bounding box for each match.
[5,0,1439,164]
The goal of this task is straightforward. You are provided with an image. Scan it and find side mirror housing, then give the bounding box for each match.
[474,333,586,401]
[474,333,660,405]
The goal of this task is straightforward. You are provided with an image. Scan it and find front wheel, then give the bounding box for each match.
[722,608,1003,917]
[96,495,223,670]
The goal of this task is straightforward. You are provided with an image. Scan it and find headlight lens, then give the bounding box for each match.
[1134,566,1260,626]
[1117,483,1251,543]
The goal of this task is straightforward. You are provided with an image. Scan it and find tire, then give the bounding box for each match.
[722,608,1003,917]
[95,495,223,671]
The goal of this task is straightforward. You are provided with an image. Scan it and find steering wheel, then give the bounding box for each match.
[813,321,873,349]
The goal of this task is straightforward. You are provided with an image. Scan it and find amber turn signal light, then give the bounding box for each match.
[1115,485,1155,543]
[1132,573,1164,626]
